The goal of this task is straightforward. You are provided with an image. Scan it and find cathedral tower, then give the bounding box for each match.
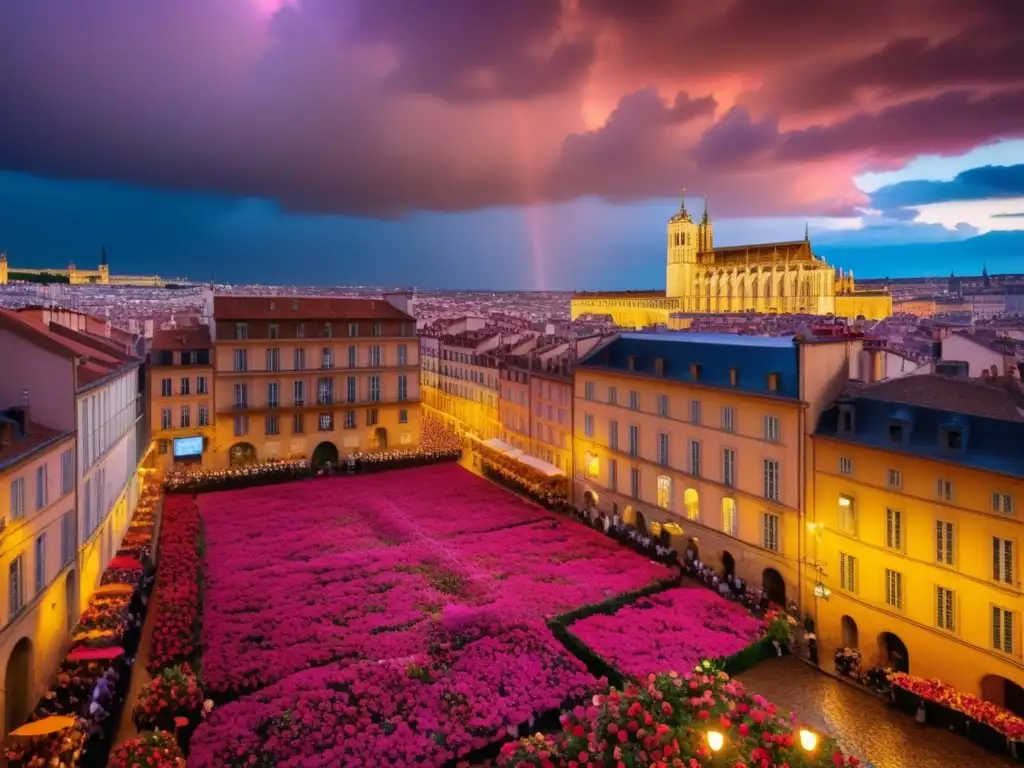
[665,189,699,300]
[697,194,714,253]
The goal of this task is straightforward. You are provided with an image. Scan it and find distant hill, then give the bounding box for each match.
[8,271,70,284]
[816,230,1024,279]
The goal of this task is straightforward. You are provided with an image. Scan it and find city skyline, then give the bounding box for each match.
[1,1,1023,288]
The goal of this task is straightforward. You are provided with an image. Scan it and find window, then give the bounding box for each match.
[630,466,640,499]
[763,415,780,442]
[348,345,357,368]
[61,511,75,566]
[839,552,857,592]
[722,499,736,536]
[608,458,617,490]
[367,409,379,426]
[324,323,333,338]
[372,323,383,337]
[838,456,852,475]
[654,358,665,375]
[290,413,304,434]
[934,520,955,565]
[935,478,953,501]
[690,399,701,424]
[344,410,357,429]
[584,381,595,401]
[689,363,701,381]
[838,405,854,434]
[267,381,281,408]
[993,537,1014,584]
[729,367,738,386]
[321,347,334,369]
[887,423,904,442]
[233,349,248,372]
[35,464,47,510]
[235,322,248,340]
[369,346,382,367]
[689,439,701,477]
[886,469,902,489]
[8,556,25,617]
[197,376,209,394]
[317,377,334,406]
[180,376,191,395]
[369,375,381,402]
[233,415,249,437]
[657,475,671,509]
[398,344,408,367]
[319,413,334,431]
[198,407,209,427]
[295,322,305,339]
[762,513,780,551]
[721,406,734,433]
[347,323,358,337]
[657,393,668,417]
[161,408,172,429]
[608,420,619,451]
[993,607,1015,654]
[722,448,736,487]
[266,348,281,372]
[233,383,248,408]
[885,508,903,550]
[767,373,780,392]
[179,406,190,428]
[884,569,903,609]
[399,409,408,424]
[992,492,1013,515]
[607,386,617,405]
[584,414,594,438]
[658,433,669,466]
[268,323,279,339]
[265,413,279,436]
[9,475,24,524]
[293,380,305,406]
[628,424,639,456]
[58,450,73,496]
[346,376,357,403]
[936,587,955,631]
[838,495,856,535]
[763,459,780,502]
[629,390,640,410]
[160,378,172,397]
[35,534,47,592]
[398,375,408,401]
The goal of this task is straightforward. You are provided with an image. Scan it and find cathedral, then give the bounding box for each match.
[571,193,892,327]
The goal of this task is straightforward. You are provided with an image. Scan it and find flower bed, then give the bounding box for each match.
[499,669,859,767]
[190,609,600,767]
[890,672,1024,742]
[565,587,765,680]
[133,663,203,732]
[147,496,201,673]
[108,730,186,768]
[198,466,672,697]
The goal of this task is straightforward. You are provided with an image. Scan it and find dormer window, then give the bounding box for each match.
[729,367,739,386]
[942,428,963,450]
[767,373,780,392]
[888,423,904,442]
[690,363,701,381]
[627,356,637,371]
[654,357,665,376]
[838,404,855,434]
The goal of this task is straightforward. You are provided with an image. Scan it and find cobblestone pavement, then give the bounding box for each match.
[738,658,1010,768]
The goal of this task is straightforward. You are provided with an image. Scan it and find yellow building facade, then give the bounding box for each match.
[0,431,77,737]
[573,332,860,608]
[210,296,420,468]
[811,375,1023,708]
[434,333,502,441]
[148,327,216,470]
[0,252,166,286]
[571,196,892,326]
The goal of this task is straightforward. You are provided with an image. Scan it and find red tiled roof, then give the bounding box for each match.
[855,374,1024,422]
[152,325,212,352]
[0,419,73,469]
[213,295,413,321]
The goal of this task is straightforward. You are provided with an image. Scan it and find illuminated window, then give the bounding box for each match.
[838,495,856,535]
[722,498,736,536]
[684,488,699,521]
[585,452,599,479]
[657,475,671,510]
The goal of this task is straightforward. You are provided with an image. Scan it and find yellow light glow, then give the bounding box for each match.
[799,728,818,752]
[706,730,724,752]
[838,496,851,507]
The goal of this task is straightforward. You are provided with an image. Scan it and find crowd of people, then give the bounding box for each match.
[3,483,159,768]
[163,459,310,493]
[480,452,570,512]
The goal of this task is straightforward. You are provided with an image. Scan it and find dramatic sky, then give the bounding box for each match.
[1,0,1023,289]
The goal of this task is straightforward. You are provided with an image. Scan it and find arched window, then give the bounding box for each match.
[657,475,671,509]
[684,488,700,521]
[722,497,737,535]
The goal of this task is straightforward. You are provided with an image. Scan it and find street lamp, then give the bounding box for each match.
[706,730,724,753]
[798,728,818,752]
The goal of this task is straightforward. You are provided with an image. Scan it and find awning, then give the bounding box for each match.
[94,583,134,597]
[66,645,125,662]
[107,555,143,571]
[514,454,565,477]
[481,438,517,454]
[8,716,77,737]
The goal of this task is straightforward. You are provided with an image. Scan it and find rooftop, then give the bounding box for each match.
[620,331,796,348]
[213,295,414,321]
[0,412,73,471]
[854,374,1024,422]
[152,325,212,352]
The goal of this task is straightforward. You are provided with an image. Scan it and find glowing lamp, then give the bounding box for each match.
[838,496,851,507]
[798,728,818,752]
[706,730,724,752]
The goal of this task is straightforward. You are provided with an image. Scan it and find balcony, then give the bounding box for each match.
[216,394,420,415]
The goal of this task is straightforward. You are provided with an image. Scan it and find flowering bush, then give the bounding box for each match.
[147,497,200,673]
[133,663,203,731]
[108,730,186,768]
[568,588,764,679]
[889,672,1024,740]
[500,670,860,768]
[198,466,671,695]
[189,610,600,767]
[763,607,798,644]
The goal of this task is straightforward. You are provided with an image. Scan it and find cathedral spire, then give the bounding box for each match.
[701,194,709,225]
[679,187,688,214]
[804,221,809,242]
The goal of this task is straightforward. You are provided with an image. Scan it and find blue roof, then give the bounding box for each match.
[816,396,1024,477]
[578,332,800,399]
